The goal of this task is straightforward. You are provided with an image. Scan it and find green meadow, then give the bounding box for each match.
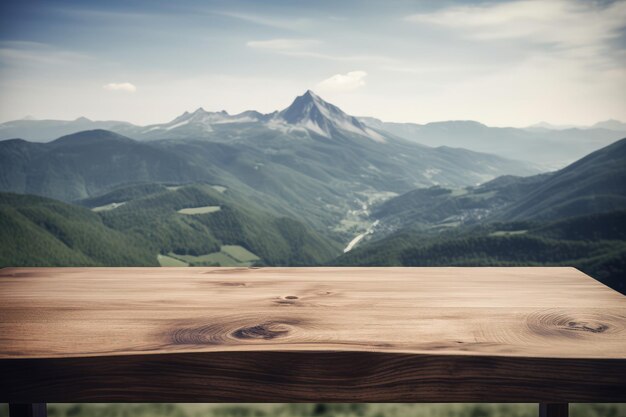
[177,206,221,215]
[158,245,261,267]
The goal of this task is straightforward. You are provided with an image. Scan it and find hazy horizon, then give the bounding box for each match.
[1,0,625,127]
[1,88,625,130]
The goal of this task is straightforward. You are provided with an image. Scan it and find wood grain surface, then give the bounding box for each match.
[0,267,625,402]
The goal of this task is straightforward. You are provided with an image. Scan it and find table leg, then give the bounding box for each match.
[539,403,568,417]
[8,404,47,417]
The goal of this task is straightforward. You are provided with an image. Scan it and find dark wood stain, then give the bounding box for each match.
[1,351,625,402]
[1,266,625,402]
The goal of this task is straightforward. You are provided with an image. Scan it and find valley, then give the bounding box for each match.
[337,138,626,292]
[343,220,379,253]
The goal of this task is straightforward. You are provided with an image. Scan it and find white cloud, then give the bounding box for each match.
[216,11,312,30]
[246,38,395,63]
[246,38,321,50]
[0,41,92,67]
[103,82,137,92]
[290,51,394,63]
[405,1,626,53]
[317,71,367,92]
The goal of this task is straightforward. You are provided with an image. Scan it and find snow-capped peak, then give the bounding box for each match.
[138,91,386,142]
[273,90,386,142]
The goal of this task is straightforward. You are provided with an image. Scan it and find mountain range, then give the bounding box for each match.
[359,117,626,168]
[2,90,624,168]
[368,137,626,234]
[1,90,625,293]
[0,91,536,234]
[337,137,626,292]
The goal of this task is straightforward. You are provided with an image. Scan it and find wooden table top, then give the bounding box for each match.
[1,266,625,402]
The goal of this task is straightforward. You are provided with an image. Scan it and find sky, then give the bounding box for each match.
[0,0,625,127]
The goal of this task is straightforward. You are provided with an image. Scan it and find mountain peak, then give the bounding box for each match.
[592,119,626,131]
[302,89,319,99]
[52,129,133,146]
[275,91,386,142]
[283,90,325,113]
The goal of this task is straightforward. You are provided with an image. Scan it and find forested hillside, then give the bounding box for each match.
[0,193,156,266]
[336,139,626,293]
[0,183,342,268]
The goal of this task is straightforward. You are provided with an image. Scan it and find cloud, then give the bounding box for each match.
[290,51,395,63]
[246,39,321,50]
[317,71,367,92]
[216,11,311,30]
[0,41,92,67]
[246,38,395,63]
[103,82,137,92]
[405,1,626,54]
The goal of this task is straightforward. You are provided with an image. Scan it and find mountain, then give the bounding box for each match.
[501,137,626,221]
[370,173,550,234]
[368,137,626,237]
[0,192,156,267]
[0,117,139,142]
[534,210,626,241]
[136,90,386,142]
[0,93,538,240]
[83,183,342,265]
[359,117,625,169]
[137,108,269,140]
[2,96,623,170]
[526,121,581,131]
[334,138,626,293]
[592,119,626,132]
[0,183,342,268]
[334,214,626,293]
[2,94,625,292]
[0,130,204,201]
[272,90,385,142]
[0,184,340,266]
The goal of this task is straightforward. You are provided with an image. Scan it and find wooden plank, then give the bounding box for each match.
[0,267,625,402]
[1,352,624,402]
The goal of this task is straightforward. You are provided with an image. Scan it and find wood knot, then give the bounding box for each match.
[167,316,305,345]
[526,309,619,339]
[564,321,608,333]
[218,282,248,287]
[232,322,292,340]
[274,295,300,305]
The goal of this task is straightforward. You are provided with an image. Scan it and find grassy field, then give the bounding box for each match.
[157,254,189,267]
[170,252,244,266]
[1,403,624,417]
[163,245,260,267]
[222,245,260,262]
[489,230,528,237]
[177,206,221,215]
[212,185,227,193]
[450,188,469,197]
[91,202,126,212]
